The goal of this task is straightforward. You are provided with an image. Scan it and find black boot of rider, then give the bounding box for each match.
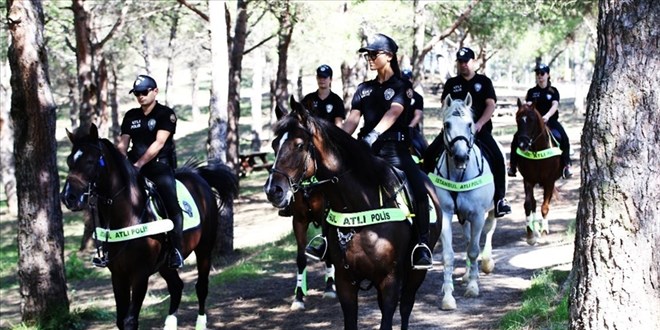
[168,213,184,269]
[412,233,433,270]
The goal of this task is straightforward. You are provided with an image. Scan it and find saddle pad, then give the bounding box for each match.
[149,180,201,231]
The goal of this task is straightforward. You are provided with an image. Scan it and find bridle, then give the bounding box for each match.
[517,109,546,150]
[69,142,127,207]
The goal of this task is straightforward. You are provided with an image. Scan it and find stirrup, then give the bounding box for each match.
[305,234,327,261]
[411,243,433,270]
[92,255,108,268]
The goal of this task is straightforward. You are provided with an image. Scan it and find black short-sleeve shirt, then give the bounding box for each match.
[120,102,177,161]
[351,75,413,138]
[302,91,345,123]
[525,85,560,123]
[441,74,497,133]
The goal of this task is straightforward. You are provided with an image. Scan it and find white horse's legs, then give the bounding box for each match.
[440,212,457,310]
[164,314,177,330]
[526,212,541,245]
[461,221,471,284]
[291,270,306,310]
[481,211,497,274]
[464,216,484,298]
[541,216,550,235]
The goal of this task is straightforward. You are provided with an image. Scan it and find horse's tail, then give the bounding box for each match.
[197,163,239,209]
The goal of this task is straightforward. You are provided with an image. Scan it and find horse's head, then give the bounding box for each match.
[515,99,544,151]
[264,97,318,208]
[441,94,475,169]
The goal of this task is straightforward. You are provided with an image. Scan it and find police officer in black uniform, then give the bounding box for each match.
[117,75,184,269]
[508,63,572,179]
[424,47,512,218]
[344,33,433,269]
[302,64,346,127]
[402,68,428,158]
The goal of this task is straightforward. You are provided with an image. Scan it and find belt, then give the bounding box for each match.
[379,131,407,142]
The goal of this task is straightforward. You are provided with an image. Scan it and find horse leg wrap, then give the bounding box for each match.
[295,268,308,295]
[195,314,207,330]
[325,264,335,282]
[164,314,177,330]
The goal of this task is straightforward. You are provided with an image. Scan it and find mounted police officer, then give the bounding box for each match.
[424,47,512,218]
[117,75,184,269]
[302,64,346,127]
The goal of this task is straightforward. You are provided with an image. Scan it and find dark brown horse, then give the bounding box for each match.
[264,97,440,330]
[60,124,238,330]
[513,99,562,245]
[288,188,337,310]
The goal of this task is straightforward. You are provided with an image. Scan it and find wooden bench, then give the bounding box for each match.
[239,151,273,176]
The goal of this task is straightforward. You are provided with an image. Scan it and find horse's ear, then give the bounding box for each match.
[66,128,74,142]
[275,104,286,121]
[442,94,452,108]
[464,93,472,108]
[89,123,99,140]
[289,96,310,123]
[517,98,522,108]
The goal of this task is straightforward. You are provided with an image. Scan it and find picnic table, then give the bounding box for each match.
[239,151,272,176]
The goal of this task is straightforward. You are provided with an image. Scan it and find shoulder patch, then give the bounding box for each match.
[170,114,177,123]
[406,88,413,98]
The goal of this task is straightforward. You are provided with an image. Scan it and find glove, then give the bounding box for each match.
[362,130,380,148]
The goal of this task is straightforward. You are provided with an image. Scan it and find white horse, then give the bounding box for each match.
[428,94,499,310]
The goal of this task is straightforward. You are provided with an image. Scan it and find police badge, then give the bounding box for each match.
[474,83,482,92]
[384,88,395,101]
[170,114,177,123]
[326,104,333,113]
[148,119,157,131]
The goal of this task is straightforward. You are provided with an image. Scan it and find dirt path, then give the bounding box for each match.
[0,108,583,330]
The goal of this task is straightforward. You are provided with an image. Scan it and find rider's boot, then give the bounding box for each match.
[168,212,184,269]
[412,226,433,270]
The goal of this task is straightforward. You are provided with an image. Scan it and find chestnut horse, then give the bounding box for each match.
[61,124,238,330]
[513,99,562,245]
[264,97,440,330]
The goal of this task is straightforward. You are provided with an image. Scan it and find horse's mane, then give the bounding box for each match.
[442,99,474,124]
[274,113,397,191]
[97,138,142,189]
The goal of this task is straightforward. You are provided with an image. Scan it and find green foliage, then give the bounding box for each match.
[8,305,112,330]
[499,268,570,330]
[65,253,100,281]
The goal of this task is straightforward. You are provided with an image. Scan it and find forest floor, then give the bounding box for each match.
[0,92,584,329]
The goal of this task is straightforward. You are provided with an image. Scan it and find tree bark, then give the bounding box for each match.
[570,0,660,329]
[7,0,69,322]
[227,0,249,173]
[273,0,295,112]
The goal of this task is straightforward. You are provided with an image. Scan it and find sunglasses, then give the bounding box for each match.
[133,89,152,97]
[363,52,387,61]
[535,72,547,76]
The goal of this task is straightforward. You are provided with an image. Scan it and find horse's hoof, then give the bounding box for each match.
[526,226,538,246]
[541,229,550,236]
[195,314,207,330]
[323,290,337,299]
[464,281,480,297]
[164,314,177,330]
[290,300,305,311]
[481,258,495,274]
[441,296,457,310]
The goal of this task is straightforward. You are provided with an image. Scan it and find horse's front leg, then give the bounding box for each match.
[540,183,555,235]
[335,273,359,330]
[159,267,184,329]
[480,211,497,274]
[464,215,485,298]
[291,214,309,311]
[461,221,472,284]
[440,211,456,310]
[125,275,151,330]
[111,274,131,330]
[523,180,540,245]
[323,261,337,298]
[376,274,401,330]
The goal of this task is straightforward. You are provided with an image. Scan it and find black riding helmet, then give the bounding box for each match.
[359,33,398,54]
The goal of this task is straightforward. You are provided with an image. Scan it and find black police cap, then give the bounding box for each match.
[534,63,550,74]
[358,33,398,54]
[316,64,333,78]
[129,75,157,94]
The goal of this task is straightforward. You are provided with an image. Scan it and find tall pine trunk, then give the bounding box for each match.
[7,0,69,323]
[570,0,660,328]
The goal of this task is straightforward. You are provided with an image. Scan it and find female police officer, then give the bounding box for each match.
[117,75,184,269]
[343,33,433,269]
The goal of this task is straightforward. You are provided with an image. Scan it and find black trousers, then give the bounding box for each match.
[140,159,183,252]
[373,140,430,241]
[424,130,506,202]
[509,120,571,168]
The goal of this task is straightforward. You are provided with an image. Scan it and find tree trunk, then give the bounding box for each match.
[1,55,17,216]
[569,0,660,329]
[250,48,264,145]
[273,1,295,112]
[411,0,426,83]
[164,5,181,108]
[72,0,97,130]
[7,0,69,322]
[207,0,233,254]
[227,0,249,173]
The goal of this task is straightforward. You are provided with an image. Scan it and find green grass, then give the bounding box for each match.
[499,268,571,330]
[7,305,113,330]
